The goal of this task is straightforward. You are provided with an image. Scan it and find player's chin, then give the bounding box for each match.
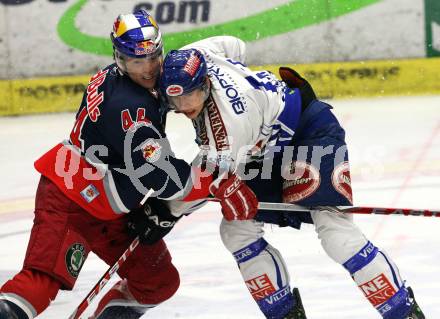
[137,77,157,89]
[184,110,199,119]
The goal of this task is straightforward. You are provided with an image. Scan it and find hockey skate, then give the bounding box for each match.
[283,288,307,319]
[92,306,144,319]
[0,300,21,319]
[404,287,425,319]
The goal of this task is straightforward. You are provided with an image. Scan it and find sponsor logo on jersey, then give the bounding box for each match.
[206,95,230,151]
[166,84,184,96]
[282,161,320,203]
[86,69,109,122]
[359,274,397,307]
[195,116,210,146]
[65,243,86,278]
[142,139,162,163]
[246,274,276,301]
[183,54,201,77]
[80,184,100,203]
[207,64,245,114]
[331,161,353,204]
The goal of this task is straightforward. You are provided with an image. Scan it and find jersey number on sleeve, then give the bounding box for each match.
[245,71,278,93]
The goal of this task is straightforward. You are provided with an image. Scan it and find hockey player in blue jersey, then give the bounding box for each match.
[0,10,211,319]
[159,39,425,319]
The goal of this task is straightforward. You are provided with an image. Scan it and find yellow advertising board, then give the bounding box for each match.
[1,58,439,116]
[255,57,440,99]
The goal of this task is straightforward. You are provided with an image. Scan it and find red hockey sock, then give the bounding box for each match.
[1,268,61,316]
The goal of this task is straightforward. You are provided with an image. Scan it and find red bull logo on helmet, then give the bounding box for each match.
[135,40,156,56]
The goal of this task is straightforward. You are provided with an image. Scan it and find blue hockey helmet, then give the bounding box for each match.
[160,49,208,98]
[111,10,163,61]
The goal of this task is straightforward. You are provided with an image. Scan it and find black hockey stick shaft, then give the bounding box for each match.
[68,236,140,319]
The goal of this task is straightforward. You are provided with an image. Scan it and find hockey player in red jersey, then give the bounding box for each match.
[159,42,425,319]
[0,10,207,319]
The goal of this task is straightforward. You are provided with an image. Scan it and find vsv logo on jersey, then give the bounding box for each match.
[246,274,276,301]
[86,69,109,122]
[359,274,397,306]
[207,64,245,114]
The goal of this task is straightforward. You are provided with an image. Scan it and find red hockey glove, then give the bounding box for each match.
[210,175,259,221]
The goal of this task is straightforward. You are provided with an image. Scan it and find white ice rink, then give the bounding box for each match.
[0,96,439,318]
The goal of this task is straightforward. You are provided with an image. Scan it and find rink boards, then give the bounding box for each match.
[1,57,440,116]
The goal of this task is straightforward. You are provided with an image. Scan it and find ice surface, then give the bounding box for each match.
[0,96,439,318]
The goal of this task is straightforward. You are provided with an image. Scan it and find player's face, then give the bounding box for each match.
[169,88,206,119]
[125,56,162,89]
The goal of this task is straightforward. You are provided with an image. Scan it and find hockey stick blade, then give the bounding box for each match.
[257,202,440,217]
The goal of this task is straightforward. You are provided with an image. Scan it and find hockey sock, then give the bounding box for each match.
[234,238,295,319]
[0,268,61,318]
[343,241,412,318]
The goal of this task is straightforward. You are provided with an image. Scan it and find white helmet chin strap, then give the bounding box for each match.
[113,50,128,74]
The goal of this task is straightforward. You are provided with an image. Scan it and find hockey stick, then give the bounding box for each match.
[257,202,440,217]
[68,236,140,319]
